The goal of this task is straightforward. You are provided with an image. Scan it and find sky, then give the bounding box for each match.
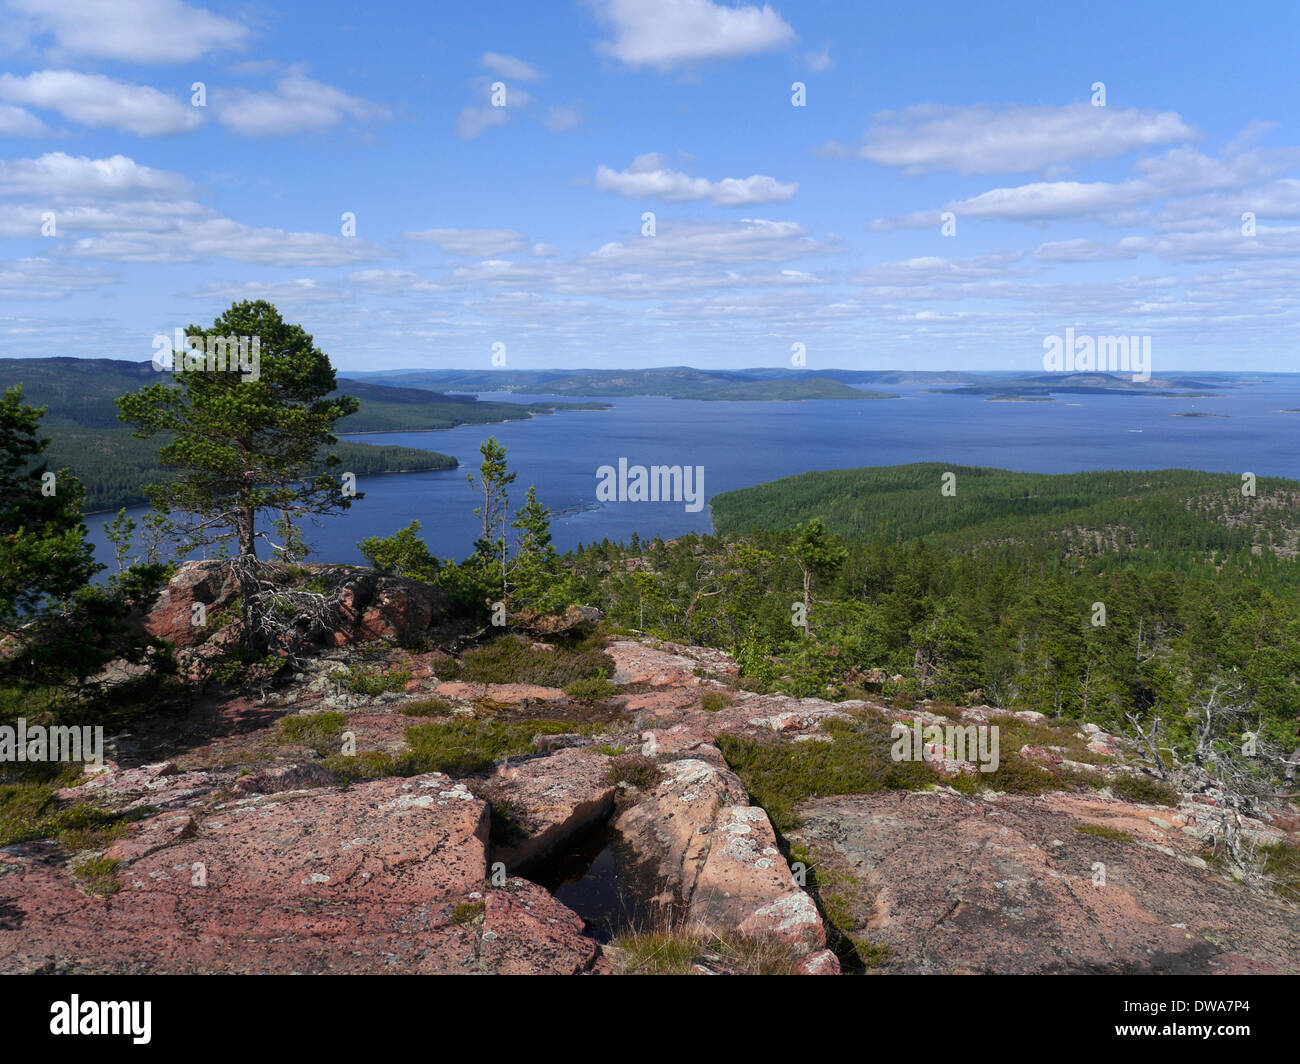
[1,0,1298,373]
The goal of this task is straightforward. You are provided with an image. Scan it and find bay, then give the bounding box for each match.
[83,379,1300,568]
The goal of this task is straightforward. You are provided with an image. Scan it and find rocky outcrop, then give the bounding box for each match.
[791,789,1300,974]
[612,757,825,952]
[6,632,1296,976]
[141,561,453,655]
[141,560,240,648]
[487,747,617,870]
[0,773,597,974]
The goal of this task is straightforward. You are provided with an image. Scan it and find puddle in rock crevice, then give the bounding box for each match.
[520,825,663,943]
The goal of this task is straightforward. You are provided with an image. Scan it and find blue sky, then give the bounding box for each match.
[1,0,1298,372]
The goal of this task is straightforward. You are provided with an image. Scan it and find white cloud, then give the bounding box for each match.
[456,104,510,139]
[215,73,389,136]
[583,217,826,266]
[591,0,797,70]
[0,70,202,135]
[63,215,382,266]
[482,52,544,82]
[0,103,47,135]
[182,278,344,305]
[0,152,193,198]
[7,0,248,63]
[543,103,583,132]
[0,256,115,298]
[595,153,797,205]
[0,153,381,266]
[1034,237,1150,263]
[850,252,1026,286]
[804,47,833,72]
[402,228,530,256]
[852,103,1196,176]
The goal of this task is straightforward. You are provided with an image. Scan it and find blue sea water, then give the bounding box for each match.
[84,379,1300,568]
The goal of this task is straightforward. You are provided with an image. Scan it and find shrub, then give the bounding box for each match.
[277,711,346,756]
[403,718,576,777]
[700,691,735,713]
[342,667,411,696]
[1110,772,1180,807]
[563,673,617,701]
[399,696,453,717]
[604,753,660,790]
[717,716,937,832]
[0,784,136,848]
[458,634,613,688]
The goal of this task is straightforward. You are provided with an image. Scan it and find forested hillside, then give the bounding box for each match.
[0,358,602,511]
[556,464,1300,763]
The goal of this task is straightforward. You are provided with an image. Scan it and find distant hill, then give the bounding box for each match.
[0,357,605,512]
[354,366,898,401]
[935,372,1224,398]
[711,463,1300,574]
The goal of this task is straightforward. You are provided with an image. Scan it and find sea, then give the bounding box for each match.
[83,378,1300,568]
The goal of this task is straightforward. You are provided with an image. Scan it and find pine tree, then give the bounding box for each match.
[116,301,359,648]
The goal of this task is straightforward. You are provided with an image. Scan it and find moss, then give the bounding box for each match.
[452,900,485,925]
[1075,823,1134,843]
[71,855,121,897]
[596,744,628,756]
[788,840,885,970]
[700,691,736,713]
[853,940,892,970]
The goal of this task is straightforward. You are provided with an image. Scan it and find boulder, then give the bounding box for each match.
[142,560,239,648]
[487,747,618,870]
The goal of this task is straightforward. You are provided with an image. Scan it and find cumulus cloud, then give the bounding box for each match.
[595,153,797,205]
[0,152,193,198]
[214,73,389,136]
[0,70,202,135]
[0,152,380,265]
[6,0,248,63]
[0,102,48,136]
[850,103,1196,176]
[590,0,797,70]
